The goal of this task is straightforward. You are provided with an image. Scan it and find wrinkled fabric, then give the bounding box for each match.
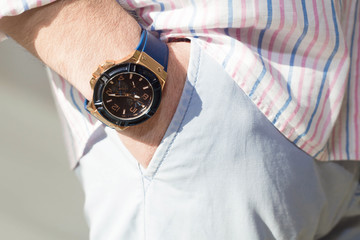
[76,41,360,240]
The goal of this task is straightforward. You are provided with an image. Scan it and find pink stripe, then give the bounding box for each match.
[140,2,155,27]
[300,4,350,152]
[331,123,337,159]
[139,7,151,26]
[162,0,176,30]
[59,76,66,95]
[125,0,136,9]
[246,0,259,46]
[236,0,246,40]
[267,0,285,75]
[240,0,247,29]
[170,0,183,35]
[279,0,320,132]
[231,43,247,79]
[256,0,285,107]
[200,0,212,45]
[7,0,18,15]
[308,1,350,159]
[303,65,347,153]
[336,0,353,157]
[343,1,352,37]
[286,0,330,139]
[264,87,284,116]
[231,0,247,79]
[275,0,297,82]
[235,29,241,41]
[36,0,42,7]
[240,57,259,92]
[354,17,360,158]
[264,0,297,117]
[136,0,151,27]
[301,50,348,151]
[330,1,354,160]
[239,0,260,89]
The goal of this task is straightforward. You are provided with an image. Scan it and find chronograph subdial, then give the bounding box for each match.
[102,73,154,120]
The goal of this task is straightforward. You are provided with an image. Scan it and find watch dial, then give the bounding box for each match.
[102,73,154,120]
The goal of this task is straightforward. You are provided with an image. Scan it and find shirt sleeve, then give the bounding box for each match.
[0,0,57,41]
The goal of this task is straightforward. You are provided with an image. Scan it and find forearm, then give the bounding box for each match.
[0,0,190,168]
[0,0,141,100]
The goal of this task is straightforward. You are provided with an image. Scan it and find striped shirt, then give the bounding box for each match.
[1,0,359,168]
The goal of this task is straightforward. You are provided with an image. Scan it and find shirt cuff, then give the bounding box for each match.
[0,0,57,42]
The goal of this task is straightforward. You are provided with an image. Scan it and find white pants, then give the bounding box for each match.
[75,41,360,240]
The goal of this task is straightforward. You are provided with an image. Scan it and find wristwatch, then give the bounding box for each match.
[85,29,169,131]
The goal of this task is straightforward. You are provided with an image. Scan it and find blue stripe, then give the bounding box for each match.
[70,86,90,133]
[70,86,83,114]
[222,0,235,68]
[222,37,235,67]
[189,0,198,37]
[293,0,340,145]
[21,0,29,11]
[313,141,332,160]
[272,0,309,124]
[345,0,359,159]
[227,0,233,29]
[150,0,165,31]
[249,0,273,97]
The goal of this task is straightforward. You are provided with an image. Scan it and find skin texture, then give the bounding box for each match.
[0,0,190,168]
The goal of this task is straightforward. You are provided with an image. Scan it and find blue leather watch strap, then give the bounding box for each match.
[136,29,169,72]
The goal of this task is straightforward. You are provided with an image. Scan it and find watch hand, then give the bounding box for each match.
[134,99,146,107]
[107,93,142,100]
[107,93,121,97]
[107,93,131,97]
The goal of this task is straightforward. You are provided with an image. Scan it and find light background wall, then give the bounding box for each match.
[0,39,88,239]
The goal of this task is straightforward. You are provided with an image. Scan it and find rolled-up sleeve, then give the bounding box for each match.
[0,0,57,41]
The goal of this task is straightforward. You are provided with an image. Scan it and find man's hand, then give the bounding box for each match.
[0,0,190,168]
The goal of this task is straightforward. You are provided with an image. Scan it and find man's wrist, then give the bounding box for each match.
[118,42,190,167]
[0,0,141,100]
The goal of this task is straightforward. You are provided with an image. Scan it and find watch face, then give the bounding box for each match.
[102,73,154,120]
[93,63,162,127]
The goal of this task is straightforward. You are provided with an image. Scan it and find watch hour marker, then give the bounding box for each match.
[130,73,133,79]
[143,86,149,90]
[139,78,143,82]
[132,81,136,88]
[122,109,126,115]
[111,104,120,112]
[110,81,114,84]
[142,93,150,100]
[106,99,113,103]
[130,107,138,113]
